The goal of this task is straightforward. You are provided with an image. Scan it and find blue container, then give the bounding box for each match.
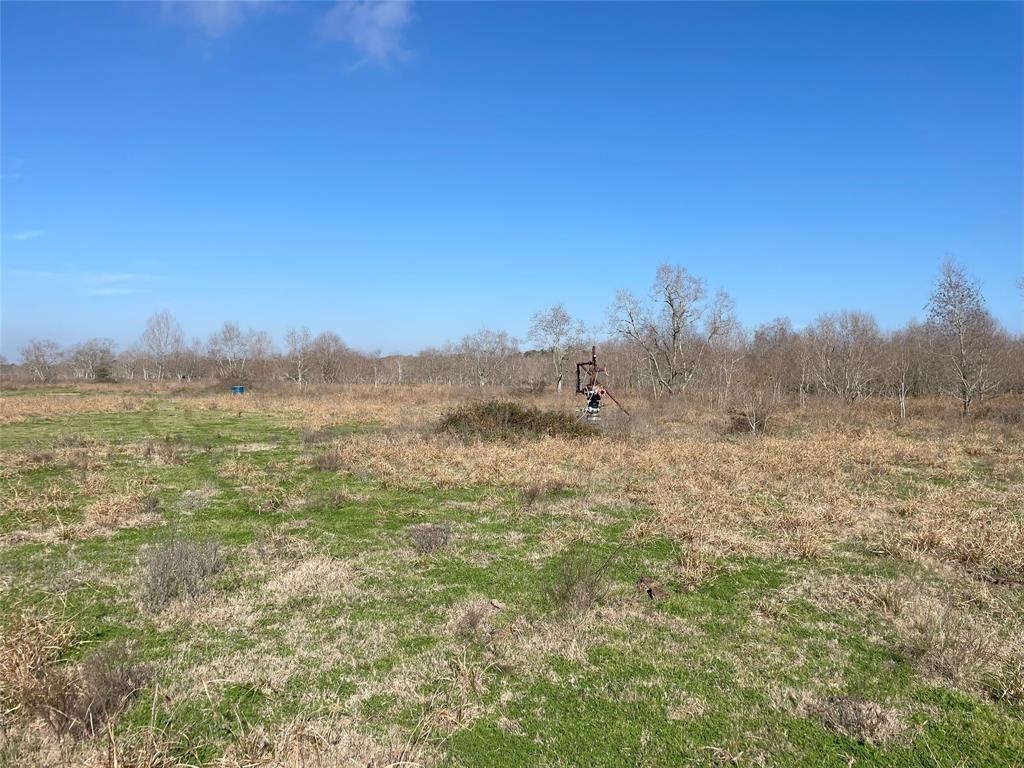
[231,385,245,395]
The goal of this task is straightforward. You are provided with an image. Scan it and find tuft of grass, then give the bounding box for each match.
[774,688,906,745]
[437,401,596,441]
[300,427,336,445]
[139,538,226,611]
[310,450,344,472]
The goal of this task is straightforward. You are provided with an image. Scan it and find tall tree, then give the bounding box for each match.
[285,326,313,386]
[68,338,116,380]
[611,264,735,395]
[140,311,183,380]
[207,321,270,381]
[528,304,581,392]
[19,339,62,382]
[806,311,882,402]
[927,259,997,416]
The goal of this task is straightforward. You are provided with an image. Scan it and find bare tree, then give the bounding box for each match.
[528,304,581,392]
[310,331,350,384]
[750,318,804,404]
[207,322,270,381]
[459,329,519,387]
[612,264,735,395]
[68,338,116,380]
[140,311,184,380]
[19,339,62,382]
[116,346,144,381]
[285,326,313,386]
[927,259,997,417]
[806,311,881,402]
[885,324,927,419]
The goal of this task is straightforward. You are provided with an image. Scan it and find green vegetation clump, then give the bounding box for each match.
[437,400,595,441]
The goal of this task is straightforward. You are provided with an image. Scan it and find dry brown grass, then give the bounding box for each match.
[777,571,1024,700]
[81,489,161,536]
[0,613,149,744]
[772,688,907,745]
[318,413,1021,583]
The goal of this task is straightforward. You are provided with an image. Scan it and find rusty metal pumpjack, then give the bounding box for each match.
[575,346,629,421]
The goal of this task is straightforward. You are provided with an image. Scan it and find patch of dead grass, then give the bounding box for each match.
[772,687,906,744]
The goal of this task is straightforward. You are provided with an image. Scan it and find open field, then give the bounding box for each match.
[1,386,1022,767]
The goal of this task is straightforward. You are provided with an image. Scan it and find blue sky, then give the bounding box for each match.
[2,1,1022,357]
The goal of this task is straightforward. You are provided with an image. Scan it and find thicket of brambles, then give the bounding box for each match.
[7,259,1024,418]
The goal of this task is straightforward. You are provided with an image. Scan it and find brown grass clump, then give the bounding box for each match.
[983,659,1024,708]
[407,522,453,554]
[437,401,595,441]
[218,718,431,768]
[0,615,149,741]
[773,688,906,744]
[299,427,335,445]
[0,393,144,425]
[782,573,1024,700]
[81,491,160,535]
[179,483,218,513]
[879,504,1024,585]
[132,437,187,466]
[895,598,996,685]
[309,450,344,472]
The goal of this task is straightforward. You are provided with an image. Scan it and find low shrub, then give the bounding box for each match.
[545,547,615,614]
[140,538,226,611]
[437,401,596,441]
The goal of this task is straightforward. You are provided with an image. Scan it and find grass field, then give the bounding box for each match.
[1,387,1022,767]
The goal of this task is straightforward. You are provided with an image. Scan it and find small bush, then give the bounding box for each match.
[545,548,615,614]
[407,522,452,554]
[75,640,152,735]
[437,401,596,441]
[140,538,226,611]
[726,410,772,436]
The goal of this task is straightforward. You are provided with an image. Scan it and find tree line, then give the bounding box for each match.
[9,259,1024,417]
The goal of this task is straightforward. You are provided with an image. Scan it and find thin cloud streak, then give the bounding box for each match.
[84,273,159,285]
[87,287,145,296]
[12,230,44,240]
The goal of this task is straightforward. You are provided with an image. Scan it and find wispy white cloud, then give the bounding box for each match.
[12,230,44,241]
[12,269,163,297]
[87,287,146,296]
[84,273,159,285]
[165,0,266,38]
[321,1,412,66]
[12,270,60,280]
